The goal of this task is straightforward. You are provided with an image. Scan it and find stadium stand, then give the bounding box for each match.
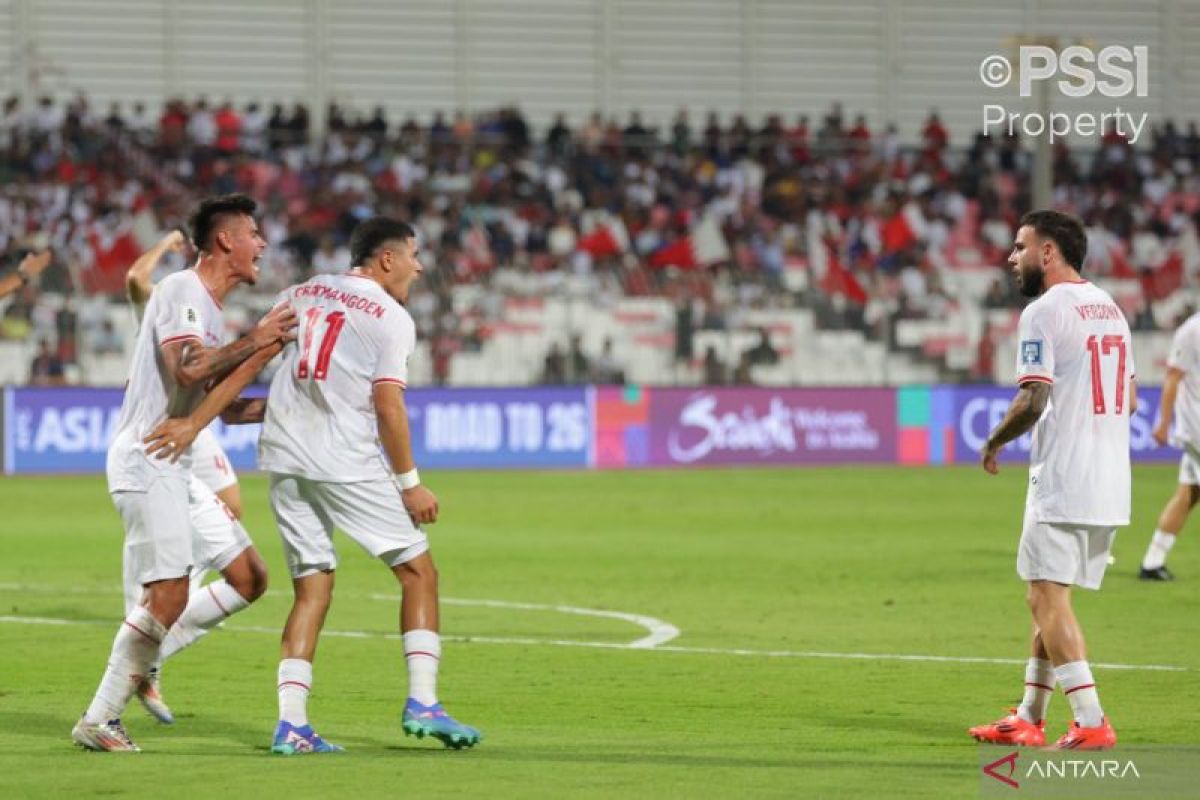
[1,94,1198,387]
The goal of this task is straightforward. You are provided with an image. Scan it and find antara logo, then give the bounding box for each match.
[983,751,1021,789]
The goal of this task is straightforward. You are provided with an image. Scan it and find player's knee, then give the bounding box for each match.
[396,556,437,589]
[226,551,269,602]
[1187,485,1200,508]
[238,561,269,602]
[147,578,190,625]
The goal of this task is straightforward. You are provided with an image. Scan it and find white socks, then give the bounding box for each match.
[84,607,168,724]
[1056,660,1104,728]
[1017,658,1055,723]
[277,659,313,726]
[403,629,441,706]
[1142,529,1177,570]
[158,581,250,663]
[275,631,440,728]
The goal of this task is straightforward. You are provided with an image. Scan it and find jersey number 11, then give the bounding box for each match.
[1086,334,1127,415]
[297,309,346,381]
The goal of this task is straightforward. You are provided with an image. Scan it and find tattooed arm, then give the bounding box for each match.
[160,303,295,389]
[981,382,1051,475]
[144,341,281,461]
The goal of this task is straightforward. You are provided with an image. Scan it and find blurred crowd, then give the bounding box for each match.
[2,92,1200,384]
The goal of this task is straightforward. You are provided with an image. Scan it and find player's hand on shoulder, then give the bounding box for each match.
[401,484,439,526]
[143,416,201,463]
[254,303,298,347]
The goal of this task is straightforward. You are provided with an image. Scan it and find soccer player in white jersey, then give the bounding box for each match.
[72,195,296,752]
[116,228,262,725]
[969,211,1133,751]
[142,217,481,754]
[1140,310,1200,580]
[126,230,245,519]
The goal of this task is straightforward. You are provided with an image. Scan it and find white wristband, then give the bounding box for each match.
[397,468,421,490]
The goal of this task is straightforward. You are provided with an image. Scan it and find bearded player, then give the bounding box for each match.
[969,210,1132,751]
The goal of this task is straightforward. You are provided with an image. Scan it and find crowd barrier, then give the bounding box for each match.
[0,384,1177,475]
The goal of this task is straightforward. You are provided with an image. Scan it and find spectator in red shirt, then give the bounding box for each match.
[214,102,242,154]
[922,109,949,152]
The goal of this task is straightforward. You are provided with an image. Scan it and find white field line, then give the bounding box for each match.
[370,593,681,649]
[0,612,1187,673]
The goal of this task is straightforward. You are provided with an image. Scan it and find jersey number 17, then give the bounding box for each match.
[1087,334,1127,415]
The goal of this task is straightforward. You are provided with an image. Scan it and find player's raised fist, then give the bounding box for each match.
[162,229,189,252]
[18,249,52,280]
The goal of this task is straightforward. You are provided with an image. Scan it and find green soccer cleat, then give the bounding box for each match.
[402,699,482,749]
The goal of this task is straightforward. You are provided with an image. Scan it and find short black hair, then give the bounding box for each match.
[189,194,257,253]
[1019,209,1087,271]
[349,217,415,267]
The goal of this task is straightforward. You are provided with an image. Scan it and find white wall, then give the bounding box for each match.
[2,0,1196,143]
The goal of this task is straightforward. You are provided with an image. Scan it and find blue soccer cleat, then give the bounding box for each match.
[270,721,344,755]
[402,699,482,749]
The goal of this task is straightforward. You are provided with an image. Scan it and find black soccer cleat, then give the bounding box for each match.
[1139,566,1175,581]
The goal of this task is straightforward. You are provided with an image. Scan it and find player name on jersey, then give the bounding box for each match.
[1074,303,1123,321]
[291,283,388,318]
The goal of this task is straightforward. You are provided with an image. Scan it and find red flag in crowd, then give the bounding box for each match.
[576,217,630,259]
[647,216,729,269]
[819,244,869,305]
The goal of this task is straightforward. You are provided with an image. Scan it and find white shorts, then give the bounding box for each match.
[113,472,193,588]
[269,473,429,578]
[191,427,238,494]
[1017,505,1117,590]
[1179,451,1200,486]
[119,474,253,613]
[187,475,253,572]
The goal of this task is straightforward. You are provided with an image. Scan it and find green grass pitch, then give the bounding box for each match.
[1,465,1197,798]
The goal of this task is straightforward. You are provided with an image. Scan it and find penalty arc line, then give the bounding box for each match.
[0,614,1188,672]
[369,593,681,649]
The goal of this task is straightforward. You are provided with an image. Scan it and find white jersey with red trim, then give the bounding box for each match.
[108,269,225,492]
[1166,312,1200,450]
[1015,280,1134,526]
[258,273,415,482]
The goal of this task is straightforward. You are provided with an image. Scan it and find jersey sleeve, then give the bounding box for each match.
[1015,301,1055,386]
[153,276,206,347]
[372,314,415,389]
[1167,325,1195,374]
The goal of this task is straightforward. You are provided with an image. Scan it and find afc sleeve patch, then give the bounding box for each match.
[1020,339,1043,366]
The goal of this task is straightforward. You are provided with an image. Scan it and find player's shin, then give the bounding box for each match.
[403,629,441,705]
[1055,661,1104,728]
[84,606,168,724]
[277,658,312,726]
[1017,658,1055,723]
